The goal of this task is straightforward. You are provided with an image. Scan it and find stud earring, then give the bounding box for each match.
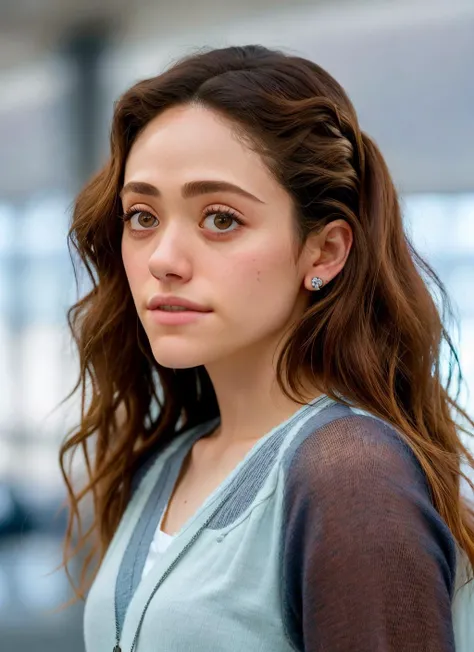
[311,276,324,291]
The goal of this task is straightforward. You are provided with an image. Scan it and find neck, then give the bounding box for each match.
[204,340,323,446]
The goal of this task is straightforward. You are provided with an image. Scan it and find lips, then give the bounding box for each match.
[146,295,212,312]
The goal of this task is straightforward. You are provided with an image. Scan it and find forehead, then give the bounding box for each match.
[124,104,275,192]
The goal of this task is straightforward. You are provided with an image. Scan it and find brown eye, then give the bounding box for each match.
[125,211,159,231]
[214,214,234,230]
[136,212,158,228]
[201,209,243,235]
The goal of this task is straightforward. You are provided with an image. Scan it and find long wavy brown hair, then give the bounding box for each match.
[60,44,474,600]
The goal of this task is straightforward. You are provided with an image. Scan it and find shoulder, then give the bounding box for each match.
[280,402,457,592]
[282,404,429,502]
[280,402,458,596]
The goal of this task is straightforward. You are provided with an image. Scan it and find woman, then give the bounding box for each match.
[61,45,474,651]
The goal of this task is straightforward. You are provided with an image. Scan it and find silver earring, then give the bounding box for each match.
[311,276,324,291]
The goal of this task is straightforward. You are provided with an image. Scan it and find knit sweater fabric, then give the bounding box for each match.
[83,395,473,651]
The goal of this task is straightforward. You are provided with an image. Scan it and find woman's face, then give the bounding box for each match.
[121,104,312,370]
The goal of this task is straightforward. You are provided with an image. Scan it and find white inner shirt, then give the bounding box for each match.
[141,504,175,580]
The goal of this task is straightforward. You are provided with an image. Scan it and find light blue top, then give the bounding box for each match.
[84,395,473,651]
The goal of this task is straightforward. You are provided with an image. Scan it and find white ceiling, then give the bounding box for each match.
[0,0,472,198]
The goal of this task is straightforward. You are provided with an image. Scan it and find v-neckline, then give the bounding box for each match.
[159,393,331,541]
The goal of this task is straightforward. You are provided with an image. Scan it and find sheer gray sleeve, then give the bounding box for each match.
[281,413,456,651]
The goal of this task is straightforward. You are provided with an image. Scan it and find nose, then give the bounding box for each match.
[148,223,193,283]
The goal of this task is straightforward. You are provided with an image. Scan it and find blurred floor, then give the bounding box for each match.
[0,534,84,652]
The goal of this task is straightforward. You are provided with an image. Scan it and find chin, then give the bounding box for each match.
[150,342,208,370]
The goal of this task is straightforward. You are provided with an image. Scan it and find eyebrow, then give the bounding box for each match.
[119,179,265,204]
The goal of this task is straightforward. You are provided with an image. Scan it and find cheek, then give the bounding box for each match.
[121,244,146,298]
[224,246,296,305]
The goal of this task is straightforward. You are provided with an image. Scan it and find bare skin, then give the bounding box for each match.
[160,430,261,535]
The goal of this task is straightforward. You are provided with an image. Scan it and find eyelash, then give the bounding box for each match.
[120,205,244,236]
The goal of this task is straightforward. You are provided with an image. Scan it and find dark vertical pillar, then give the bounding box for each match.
[62,21,111,187]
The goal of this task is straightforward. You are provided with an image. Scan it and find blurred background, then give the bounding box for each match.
[0,0,473,649]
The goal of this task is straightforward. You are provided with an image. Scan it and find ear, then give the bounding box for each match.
[301,219,353,291]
